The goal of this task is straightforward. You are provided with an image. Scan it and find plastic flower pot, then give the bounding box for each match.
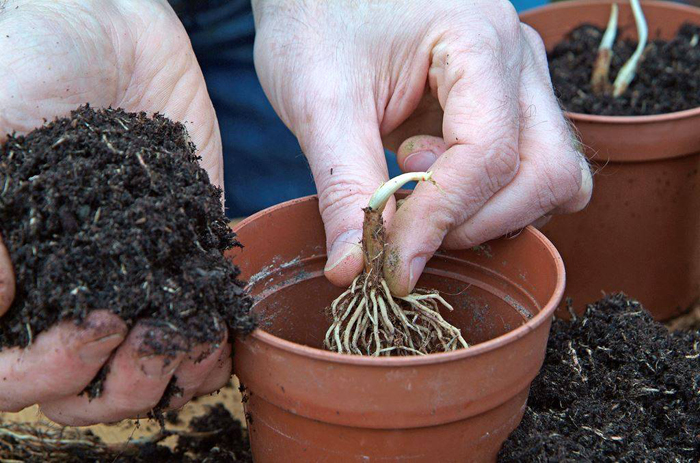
[521,0,700,320]
[228,193,565,462]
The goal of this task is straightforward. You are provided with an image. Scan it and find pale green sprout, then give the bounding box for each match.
[612,0,648,97]
[591,0,648,98]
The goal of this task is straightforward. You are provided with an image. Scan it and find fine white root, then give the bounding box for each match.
[323,172,469,356]
[590,3,619,95]
[323,275,468,356]
[612,0,648,97]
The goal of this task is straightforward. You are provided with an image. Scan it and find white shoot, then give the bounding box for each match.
[367,171,434,213]
[600,3,619,51]
[612,0,648,97]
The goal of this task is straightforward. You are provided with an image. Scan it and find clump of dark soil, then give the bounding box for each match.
[0,105,255,358]
[548,23,700,115]
[173,403,252,462]
[499,294,700,462]
[0,403,252,462]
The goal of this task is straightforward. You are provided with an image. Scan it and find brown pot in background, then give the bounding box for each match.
[229,193,565,462]
[521,0,700,320]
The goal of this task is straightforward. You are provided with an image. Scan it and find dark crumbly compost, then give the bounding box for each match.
[548,23,700,116]
[173,403,252,462]
[499,294,700,462]
[0,105,255,355]
[0,403,252,462]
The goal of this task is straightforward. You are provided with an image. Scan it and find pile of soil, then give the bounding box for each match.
[0,403,252,462]
[499,294,700,461]
[0,106,254,367]
[548,23,700,115]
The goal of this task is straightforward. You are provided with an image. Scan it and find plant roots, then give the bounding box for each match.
[323,272,468,356]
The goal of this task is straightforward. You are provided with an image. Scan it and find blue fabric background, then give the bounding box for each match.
[175,0,549,217]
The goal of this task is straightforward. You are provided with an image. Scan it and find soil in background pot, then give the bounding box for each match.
[499,294,699,461]
[549,23,700,116]
[0,105,255,394]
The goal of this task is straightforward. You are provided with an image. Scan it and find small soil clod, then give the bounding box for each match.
[0,105,255,395]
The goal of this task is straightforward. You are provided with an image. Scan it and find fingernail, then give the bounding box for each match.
[140,355,180,378]
[404,151,438,172]
[408,256,428,293]
[79,333,125,365]
[325,229,363,272]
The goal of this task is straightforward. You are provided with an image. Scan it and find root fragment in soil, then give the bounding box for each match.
[323,172,468,356]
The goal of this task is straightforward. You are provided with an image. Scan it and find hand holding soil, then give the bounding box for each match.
[252,0,594,296]
[0,0,234,426]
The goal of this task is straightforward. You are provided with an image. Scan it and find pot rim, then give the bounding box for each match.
[233,194,566,367]
[520,0,700,125]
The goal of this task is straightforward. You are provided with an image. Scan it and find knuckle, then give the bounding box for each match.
[444,225,482,250]
[536,155,583,212]
[521,24,547,60]
[520,24,550,77]
[480,138,520,195]
[484,1,521,43]
[318,174,375,227]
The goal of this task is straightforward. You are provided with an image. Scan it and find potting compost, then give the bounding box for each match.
[499,294,700,461]
[549,22,700,115]
[0,403,252,462]
[0,105,255,388]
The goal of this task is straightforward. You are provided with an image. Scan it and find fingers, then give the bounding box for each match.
[194,341,233,397]
[441,26,592,249]
[40,323,186,426]
[0,311,127,413]
[166,331,230,410]
[385,38,524,296]
[387,27,592,294]
[396,135,447,173]
[296,83,392,287]
[0,238,15,316]
[317,145,391,288]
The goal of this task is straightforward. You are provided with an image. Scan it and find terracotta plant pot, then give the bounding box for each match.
[229,193,565,462]
[521,0,700,320]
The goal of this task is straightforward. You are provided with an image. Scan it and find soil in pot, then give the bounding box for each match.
[549,22,700,115]
[0,402,252,462]
[499,294,699,461]
[0,105,255,397]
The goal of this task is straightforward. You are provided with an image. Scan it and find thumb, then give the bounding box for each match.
[299,116,392,287]
[0,237,15,316]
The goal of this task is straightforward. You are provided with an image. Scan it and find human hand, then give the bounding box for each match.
[0,0,229,425]
[253,0,592,296]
